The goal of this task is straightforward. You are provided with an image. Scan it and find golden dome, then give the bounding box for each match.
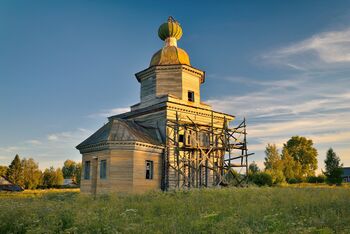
[158,17,183,41]
[150,17,190,67]
[150,46,190,66]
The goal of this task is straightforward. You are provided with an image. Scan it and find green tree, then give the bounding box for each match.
[42,167,56,188]
[6,155,24,187]
[62,160,76,179]
[75,162,82,185]
[22,158,42,189]
[55,168,64,186]
[264,144,280,170]
[264,144,285,183]
[249,161,260,174]
[281,149,302,181]
[282,136,318,177]
[42,167,63,188]
[62,159,82,185]
[324,148,343,185]
[0,165,8,177]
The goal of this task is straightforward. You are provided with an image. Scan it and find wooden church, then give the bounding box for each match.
[76,17,251,194]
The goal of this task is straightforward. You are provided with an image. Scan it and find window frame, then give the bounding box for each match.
[145,160,154,180]
[84,161,91,180]
[188,91,195,102]
[100,159,107,179]
[179,134,184,143]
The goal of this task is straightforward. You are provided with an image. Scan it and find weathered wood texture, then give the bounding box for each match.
[132,150,161,193]
[138,65,204,108]
[81,148,162,194]
[140,76,156,102]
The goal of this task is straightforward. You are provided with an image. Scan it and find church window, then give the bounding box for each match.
[188,91,195,102]
[84,161,91,180]
[100,160,107,179]
[146,160,154,179]
[179,134,184,143]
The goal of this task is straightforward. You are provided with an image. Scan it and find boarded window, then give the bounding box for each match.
[146,160,154,180]
[188,91,195,102]
[100,160,107,179]
[84,161,91,180]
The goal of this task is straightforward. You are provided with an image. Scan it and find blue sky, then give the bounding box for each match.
[1,0,350,171]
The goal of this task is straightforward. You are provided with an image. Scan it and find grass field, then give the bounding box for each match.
[0,186,350,233]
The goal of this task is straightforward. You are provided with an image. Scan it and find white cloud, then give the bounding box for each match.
[263,28,350,70]
[207,29,350,170]
[88,107,130,118]
[47,135,59,141]
[0,128,93,169]
[47,128,91,143]
[0,146,24,153]
[26,140,42,145]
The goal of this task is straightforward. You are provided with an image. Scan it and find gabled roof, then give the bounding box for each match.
[0,176,11,185]
[76,119,162,150]
[0,176,24,192]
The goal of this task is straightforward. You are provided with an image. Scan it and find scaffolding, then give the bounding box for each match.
[161,111,254,191]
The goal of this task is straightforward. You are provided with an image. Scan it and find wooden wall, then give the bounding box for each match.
[140,75,156,102]
[156,68,183,99]
[138,65,204,108]
[81,147,162,194]
[182,70,201,104]
[132,149,162,193]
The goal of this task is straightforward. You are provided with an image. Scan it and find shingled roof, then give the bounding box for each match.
[76,119,162,150]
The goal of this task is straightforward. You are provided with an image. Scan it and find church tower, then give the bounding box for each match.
[77,17,249,194]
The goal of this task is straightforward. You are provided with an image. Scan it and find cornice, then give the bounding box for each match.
[77,141,164,154]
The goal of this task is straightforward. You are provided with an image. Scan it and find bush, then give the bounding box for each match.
[307,175,326,183]
[307,176,318,183]
[251,172,273,186]
[325,167,343,185]
[326,177,343,185]
[317,175,326,183]
[288,178,299,184]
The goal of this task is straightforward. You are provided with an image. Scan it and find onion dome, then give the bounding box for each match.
[150,17,190,67]
[158,17,183,41]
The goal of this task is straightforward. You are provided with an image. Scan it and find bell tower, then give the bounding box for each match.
[133,17,205,111]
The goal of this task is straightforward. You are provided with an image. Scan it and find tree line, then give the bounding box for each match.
[0,155,81,189]
[248,136,344,186]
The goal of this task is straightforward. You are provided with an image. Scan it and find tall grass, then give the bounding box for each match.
[0,187,349,233]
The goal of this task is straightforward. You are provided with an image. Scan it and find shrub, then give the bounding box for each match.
[307,175,326,183]
[288,178,299,184]
[251,172,273,186]
[307,176,318,183]
[317,175,326,183]
[326,176,343,185]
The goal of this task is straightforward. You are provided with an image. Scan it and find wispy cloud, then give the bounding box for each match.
[0,146,23,153]
[47,128,92,143]
[88,107,130,118]
[0,105,130,168]
[0,128,93,169]
[263,28,350,70]
[26,140,42,145]
[207,28,350,171]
